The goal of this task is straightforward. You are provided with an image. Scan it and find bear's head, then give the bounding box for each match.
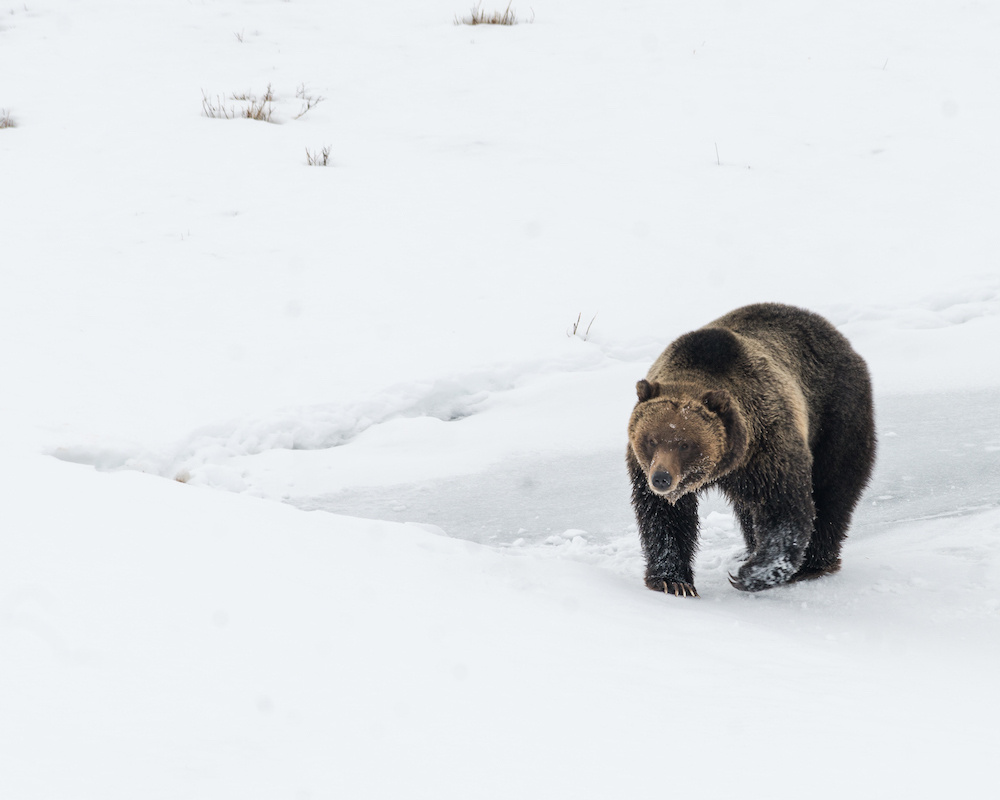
[628,379,747,503]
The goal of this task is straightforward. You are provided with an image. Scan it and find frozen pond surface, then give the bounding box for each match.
[290,390,1000,546]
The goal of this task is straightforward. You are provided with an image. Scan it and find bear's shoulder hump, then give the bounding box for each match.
[668,327,742,374]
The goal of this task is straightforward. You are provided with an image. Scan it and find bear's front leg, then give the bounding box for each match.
[628,453,701,597]
[728,481,815,592]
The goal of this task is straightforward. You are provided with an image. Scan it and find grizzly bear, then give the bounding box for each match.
[627,303,875,595]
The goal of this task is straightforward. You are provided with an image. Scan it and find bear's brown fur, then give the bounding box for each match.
[627,303,876,595]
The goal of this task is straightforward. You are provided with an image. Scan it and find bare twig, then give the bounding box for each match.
[567,313,597,340]
[293,84,325,120]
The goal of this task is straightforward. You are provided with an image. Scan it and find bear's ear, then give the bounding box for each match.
[701,390,731,415]
[636,379,661,402]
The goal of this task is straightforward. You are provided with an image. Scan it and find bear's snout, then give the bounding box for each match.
[651,470,673,491]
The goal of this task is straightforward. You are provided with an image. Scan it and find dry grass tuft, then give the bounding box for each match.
[241,85,275,122]
[305,145,332,166]
[0,109,15,129]
[202,85,276,122]
[455,1,531,25]
[202,92,236,119]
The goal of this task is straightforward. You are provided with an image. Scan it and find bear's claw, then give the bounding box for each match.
[663,580,699,598]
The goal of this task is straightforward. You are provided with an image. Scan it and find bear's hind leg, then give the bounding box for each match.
[793,405,876,582]
[792,479,849,581]
[731,502,757,559]
[792,474,869,582]
[728,475,815,592]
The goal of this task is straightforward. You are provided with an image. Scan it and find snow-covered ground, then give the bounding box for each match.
[2,1,999,797]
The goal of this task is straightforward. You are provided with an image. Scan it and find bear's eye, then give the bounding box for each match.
[680,443,690,451]
[646,436,656,449]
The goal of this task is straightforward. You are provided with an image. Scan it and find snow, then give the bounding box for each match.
[2,1,999,797]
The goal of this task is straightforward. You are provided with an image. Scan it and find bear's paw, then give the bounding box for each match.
[728,556,797,592]
[662,580,699,598]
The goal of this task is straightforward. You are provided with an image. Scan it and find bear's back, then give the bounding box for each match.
[649,303,866,402]
[710,303,863,379]
[710,303,841,346]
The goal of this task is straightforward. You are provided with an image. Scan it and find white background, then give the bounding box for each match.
[2,2,998,797]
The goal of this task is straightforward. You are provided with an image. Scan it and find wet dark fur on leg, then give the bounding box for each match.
[628,450,700,596]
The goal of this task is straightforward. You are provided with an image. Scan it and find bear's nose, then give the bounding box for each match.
[651,470,672,491]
